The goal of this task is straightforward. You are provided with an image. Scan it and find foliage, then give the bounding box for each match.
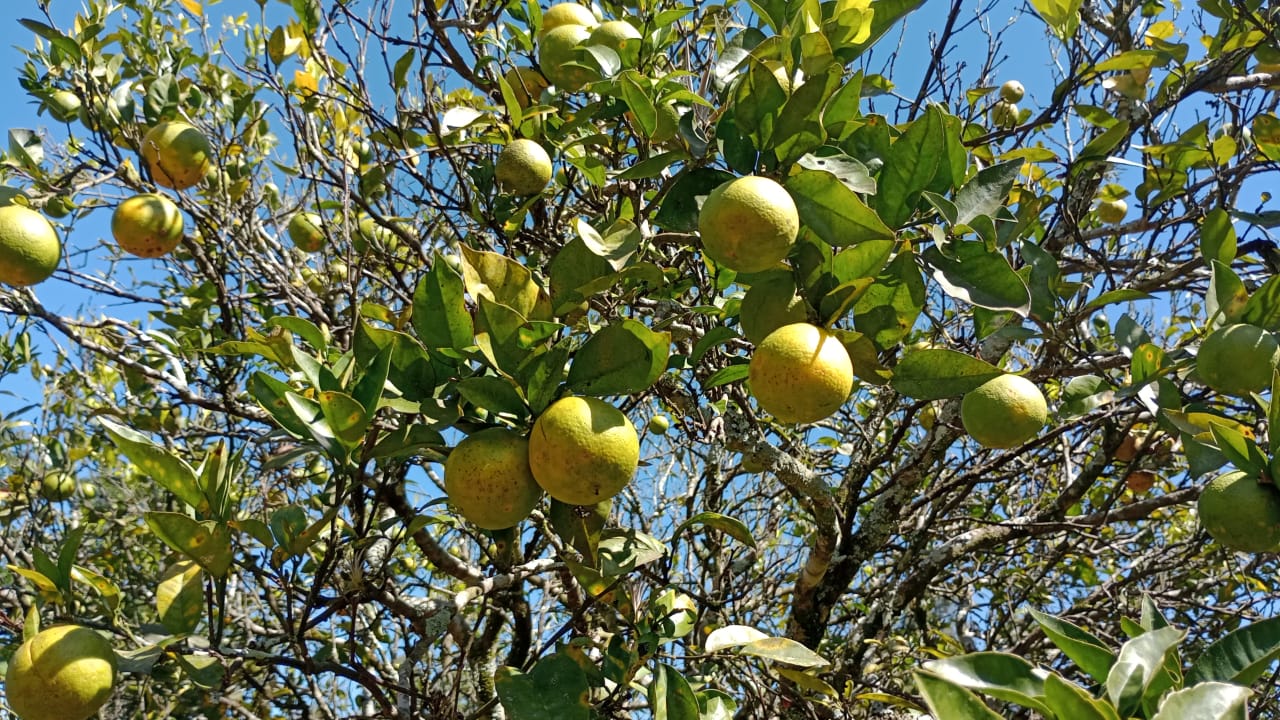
[1,0,1280,717]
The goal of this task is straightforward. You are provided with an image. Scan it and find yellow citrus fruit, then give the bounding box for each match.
[540,3,597,34]
[749,322,854,423]
[1198,470,1280,552]
[496,139,553,195]
[1197,323,1279,396]
[111,193,184,258]
[444,427,543,530]
[0,205,61,287]
[648,414,671,435]
[528,395,639,505]
[46,90,82,123]
[43,195,76,219]
[698,176,799,274]
[588,20,642,66]
[39,474,77,502]
[999,80,1025,103]
[141,120,213,190]
[538,24,597,91]
[288,212,325,252]
[504,66,550,109]
[1096,198,1127,224]
[990,100,1018,129]
[960,374,1048,448]
[5,624,118,720]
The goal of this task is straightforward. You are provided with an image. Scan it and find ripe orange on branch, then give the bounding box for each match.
[112,193,184,258]
[748,322,854,424]
[0,204,61,287]
[141,120,213,190]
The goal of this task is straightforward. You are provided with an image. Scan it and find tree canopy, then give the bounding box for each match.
[4,0,1280,718]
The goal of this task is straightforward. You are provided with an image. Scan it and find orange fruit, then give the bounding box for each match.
[1198,470,1280,552]
[141,120,213,190]
[287,212,325,253]
[698,176,799,274]
[0,204,61,287]
[528,396,639,505]
[748,322,854,423]
[444,427,543,529]
[496,139,553,195]
[111,193,184,257]
[960,374,1048,448]
[1196,323,1279,396]
[538,24,597,91]
[540,3,597,35]
[5,625,118,720]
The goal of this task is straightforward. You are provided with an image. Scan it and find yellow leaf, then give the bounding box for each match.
[294,70,318,96]
[178,0,203,17]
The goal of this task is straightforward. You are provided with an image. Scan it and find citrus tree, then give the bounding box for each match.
[4,0,1280,718]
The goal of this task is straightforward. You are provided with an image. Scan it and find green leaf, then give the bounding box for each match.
[354,322,437,402]
[175,654,225,689]
[596,528,667,577]
[696,689,738,720]
[674,511,758,549]
[796,152,876,194]
[1208,422,1268,477]
[548,498,610,563]
[705,625,770,652]
[740,637,830,668]
[7,128,43,169]
[786,168,895,247]
[1043,673,1120,720]
[733,59,788,148]
[1208,260,1249,324]
[316,391,368,447]
[922,653,1050,715]
[458,375,528,417]
[250,372,313,440]
[922,242,1032,316]
[414,253,474,351]
[874,105,947,228]
[1081,289,1154,313]
[656,168,737,232]
[496,653,591,720]
[1187,615,1280,686]
[913,670,1003,720]
[953,159,1022,225]
[1201,208,1237,265]
[1105,626,1186,717]
[144,512,234,578]
[853,252,926,350]
[567,319,670,396]
[704,362,750,388]
[650,664,701,720]
[1030,610,1117,684]
[577,218,641,271]
[1077,121,1131,165]
[70,565,121,613]
[1152,682,1250,720]
[891,349,1002,400]
[263,316,328,352]
[1240,275,1280,331]
[773,70,839,165]
[100,417,206,513]
[156,560,204,635]
[838,0,925,63]
[459,245,549,322]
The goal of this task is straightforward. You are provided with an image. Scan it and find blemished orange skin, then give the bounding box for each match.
[749,322,854,424]
[444,427,543,530]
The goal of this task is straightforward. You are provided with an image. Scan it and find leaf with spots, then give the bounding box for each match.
[145,512,233,578]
